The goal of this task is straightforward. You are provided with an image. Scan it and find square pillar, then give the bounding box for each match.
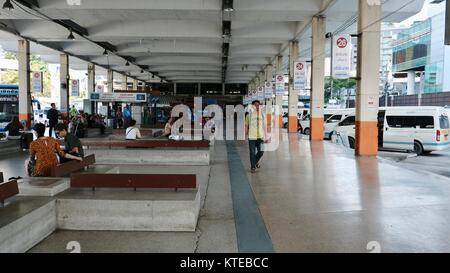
[107,69,114,93]
[310,16,326,140]
[288,40,299,133]
[265,65,273,127]
[18,40,31,129]
[355,0,381,156]
[275,55,284,128]
[122,74,128,90]
[174,83,177,95]
[60,54,69,116]
[133,79,138,90]
[87,63,96,114]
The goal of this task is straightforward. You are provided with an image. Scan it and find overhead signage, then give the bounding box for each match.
[90,92,147,103]
[332,34,352,79]
[264,82,273,99]
[294,62,306,91]
[275,74,285,95]
[71,79,80,97]
[31,71,43,93]
[257,86,265,101]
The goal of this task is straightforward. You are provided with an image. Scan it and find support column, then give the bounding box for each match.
[275,55,284,128]
[265,65,273,127]
[18,40,31,129]
[133,79,138,90]
[288,40,299,133]
[310,16,326,140]
[60,54,69,118]
[198,83,201,96]
[87,63,96,114]
[355,0,381,156]
[122,74,128,90]
[174,83,177,95]
[407,71,415,95]
[107,69,114,93]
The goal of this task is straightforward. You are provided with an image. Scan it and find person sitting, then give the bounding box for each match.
[4,116,24,140]
[125,119,142,140]
[164,117,175,139]
[55,123,84,163]
[29,123,82,177]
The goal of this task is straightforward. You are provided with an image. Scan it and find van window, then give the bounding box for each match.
[440,115,450,129]
[327,115,342,123]
[386,116,434,129]
[324,114,333,121]
[340,116,355,126]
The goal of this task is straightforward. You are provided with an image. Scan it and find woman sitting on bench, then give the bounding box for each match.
[28,123,83,177]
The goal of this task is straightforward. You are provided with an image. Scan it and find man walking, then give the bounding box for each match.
[47,103,59,137]
[245,100,267,173]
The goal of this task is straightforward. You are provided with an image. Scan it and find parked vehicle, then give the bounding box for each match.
[332,107,450,155]
[300,109,354,137]
[282,109,310,129]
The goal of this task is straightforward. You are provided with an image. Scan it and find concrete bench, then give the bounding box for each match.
[0,140,20,155]
[49,154,96,177]
[0,172,19,206]
[112,128,155,137]
[70,173,196,190]
[80,139,209,148]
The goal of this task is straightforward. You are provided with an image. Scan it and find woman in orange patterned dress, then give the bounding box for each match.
[29,123,83,177]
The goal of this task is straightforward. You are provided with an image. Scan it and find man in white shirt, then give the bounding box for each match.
[125,120,142,140]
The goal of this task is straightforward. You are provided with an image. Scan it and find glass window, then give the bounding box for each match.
[327,115,342,123]
[324,114,333,121]
[340,116,355,127]
[439,115,450,129]
[386,116,434,129]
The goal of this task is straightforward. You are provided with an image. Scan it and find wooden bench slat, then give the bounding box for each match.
[0,180,19,204]
[50,154,96,177]
[70,173,196,189]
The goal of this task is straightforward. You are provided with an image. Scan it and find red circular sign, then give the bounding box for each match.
[336,37,348,48]
[296,63,304,71]
[33,72,40,78]
[277,75,284,81]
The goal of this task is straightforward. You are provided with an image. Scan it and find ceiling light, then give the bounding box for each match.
[67,29,75,40]
[2,0,13,11]
[103,49,108,56]
[223,0,233,12]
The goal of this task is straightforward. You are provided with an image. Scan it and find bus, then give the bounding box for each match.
[0,84,19,132]
[0,84,41,132]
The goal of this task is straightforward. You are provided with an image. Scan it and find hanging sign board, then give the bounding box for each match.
[90,92,147,103]
[257,86,265,101]
[96,85,104,93]
[71,79,80,97]
[294,62,306,91]
[275,74,285,95]
[264,82,273,99]
[332,34,352,79]
[31,72,43,93]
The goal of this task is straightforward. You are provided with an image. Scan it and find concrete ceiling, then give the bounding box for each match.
[0,0,424,84]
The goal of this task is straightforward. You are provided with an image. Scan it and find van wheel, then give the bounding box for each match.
[413,141,424,155]
[303,128,310,136]
[348,137,355,149]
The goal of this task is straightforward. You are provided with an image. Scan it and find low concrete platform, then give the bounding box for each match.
[0,140,20,155]
[56,188,200,232]
[18,178,70,197]
[0,197,56,253]
[84,148,210,166]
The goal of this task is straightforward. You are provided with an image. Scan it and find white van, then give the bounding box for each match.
[282,108,310,129]
[300,109,354,137]
[333,107,450,155]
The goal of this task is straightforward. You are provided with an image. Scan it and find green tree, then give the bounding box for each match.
[0,52,52,97]
[324,77,356,102]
